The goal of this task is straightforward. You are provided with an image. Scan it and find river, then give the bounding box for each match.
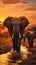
[0,46,32,65]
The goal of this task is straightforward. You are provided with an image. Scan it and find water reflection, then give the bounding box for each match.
[0,46,32,65]
[0,52,10,65]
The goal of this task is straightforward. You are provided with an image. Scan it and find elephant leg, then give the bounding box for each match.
[16,38,20,53]
[12,34,17,51]
[13,38,16,51]
[31,40,33,47]
[23,37,26,43]
[16,41,21,53]
[29,40,33,48]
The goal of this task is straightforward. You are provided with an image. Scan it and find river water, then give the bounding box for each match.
[0,46,32,65]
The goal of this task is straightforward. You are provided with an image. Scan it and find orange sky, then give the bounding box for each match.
[0,0,36,24]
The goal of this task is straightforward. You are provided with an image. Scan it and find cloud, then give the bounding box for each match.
[3,0,28,4]
[22,8,36,11]
[29,16,36,19]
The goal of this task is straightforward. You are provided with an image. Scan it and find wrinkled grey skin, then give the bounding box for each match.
[3,16,29,52]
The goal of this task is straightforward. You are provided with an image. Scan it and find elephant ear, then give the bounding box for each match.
[19,16,29,36]
[3,17,13,37]
[3,17,13,28]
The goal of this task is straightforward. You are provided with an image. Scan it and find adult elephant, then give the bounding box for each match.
[3,17,13,37]
[3,16,29,53]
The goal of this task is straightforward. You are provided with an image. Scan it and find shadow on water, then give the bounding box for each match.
[7,46,32,65]
[0,46,32,65]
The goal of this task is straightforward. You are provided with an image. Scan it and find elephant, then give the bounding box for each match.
[29,32,36,47]
[25,31,36,47]
[3,16,29,53]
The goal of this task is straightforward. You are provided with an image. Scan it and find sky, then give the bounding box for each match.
[0,0,36,24]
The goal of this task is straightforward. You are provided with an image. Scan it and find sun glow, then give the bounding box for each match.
[0,2,36,24]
